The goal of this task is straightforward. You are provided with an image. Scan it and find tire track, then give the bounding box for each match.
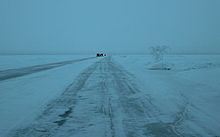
[107,57,160,137]
[7,56,199,137]
[98,60,116,137]
[7,58,99,137]
[108,57,191,137]
[7,57,119,137]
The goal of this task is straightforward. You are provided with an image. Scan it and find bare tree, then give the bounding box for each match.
[149,45,169,62]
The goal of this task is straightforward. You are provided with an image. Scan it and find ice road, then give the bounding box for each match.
[1,55,220,137]
[0,57,95,81]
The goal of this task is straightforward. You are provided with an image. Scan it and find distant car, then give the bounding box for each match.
[96,53,106,57]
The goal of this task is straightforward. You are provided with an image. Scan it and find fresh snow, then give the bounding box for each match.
[0,56,98,136]
[115,55,220,136]
[0,55,91,70]
[0,55,220,137]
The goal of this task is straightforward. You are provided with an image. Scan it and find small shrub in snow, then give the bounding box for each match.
[149,45,172,70]
[149,45,168,63]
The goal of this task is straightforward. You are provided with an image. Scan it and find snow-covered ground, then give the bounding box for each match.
[0,55,98,136]
[0,55,220,137]
[0,55,92,70]
[115,55,220,136]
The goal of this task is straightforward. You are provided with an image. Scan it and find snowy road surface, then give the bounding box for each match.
[7,56,161,137]
[1,55,220,137]
[0,57,95,81]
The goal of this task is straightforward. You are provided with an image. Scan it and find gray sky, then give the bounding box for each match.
[0,0,220,54]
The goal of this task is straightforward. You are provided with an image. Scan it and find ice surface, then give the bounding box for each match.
[115,55,220,136]
[0,55,220,137]
[0,55,91,70]
[0,56,98,136]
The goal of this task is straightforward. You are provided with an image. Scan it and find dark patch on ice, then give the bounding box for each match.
[144,122,178,137]
[34,127,48,132]
[144,122,196,137]
[59,107,72,118]
[182,63,220,71]
[53,107,72,126]
[148,67,171,70]
[54,119,67,126]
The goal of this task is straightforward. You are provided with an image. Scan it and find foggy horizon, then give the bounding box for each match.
[1,0,220,54]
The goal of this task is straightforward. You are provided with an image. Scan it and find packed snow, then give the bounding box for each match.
[0,55,91,70]
[0,55,220,137]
